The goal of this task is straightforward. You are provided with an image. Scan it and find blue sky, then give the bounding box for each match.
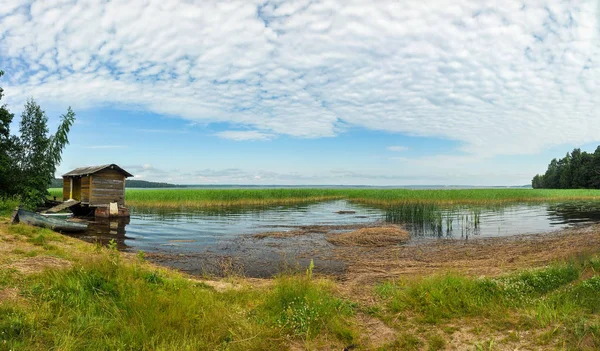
[1,1,600,185]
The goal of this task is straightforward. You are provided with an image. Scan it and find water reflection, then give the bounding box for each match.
[546,202,600,224]
[386,202,600,239]
[69,200,600,253]
[67,217,132,249]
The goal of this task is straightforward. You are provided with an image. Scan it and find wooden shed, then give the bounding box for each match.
[62,164,133,207]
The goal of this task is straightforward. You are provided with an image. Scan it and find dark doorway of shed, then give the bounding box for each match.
[72,178,81,201]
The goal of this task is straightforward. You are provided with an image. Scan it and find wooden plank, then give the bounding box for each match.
[92,183,124,190]
[92,197,123,202]
[94,171,125,180]
[92,194,124,199]
[93,179,124,185]
[93,176,123,182]
[92,187,124,193]
[91,192,125,197]
[44,199,81,213]
[92,191,123,196]
[91,195,125,200]
[81,177,89,202]
[63,178,71,200]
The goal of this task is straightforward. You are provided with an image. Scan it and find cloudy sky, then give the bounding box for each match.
[1,0,599,185]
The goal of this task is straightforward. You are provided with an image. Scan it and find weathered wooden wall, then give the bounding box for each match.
[62,178,71,200]
[81,176,91,203]
[90,169,126,206]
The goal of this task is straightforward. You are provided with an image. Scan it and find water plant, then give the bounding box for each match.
[46,188,600,210]
[384,203,488,237]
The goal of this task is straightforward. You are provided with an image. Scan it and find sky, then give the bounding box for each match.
[1,0,600,185]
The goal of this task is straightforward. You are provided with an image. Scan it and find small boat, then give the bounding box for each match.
[39,212,74,219]
[13,208,88,233]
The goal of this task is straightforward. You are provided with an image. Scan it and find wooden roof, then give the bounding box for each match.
[62,164,133,178]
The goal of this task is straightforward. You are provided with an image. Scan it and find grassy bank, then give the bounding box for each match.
[0,219,358,350]
[2,201,600,349]
[375,260,600,350]
[47,188,600,209]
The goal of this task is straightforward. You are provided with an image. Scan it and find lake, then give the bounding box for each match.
[70,200,600,276]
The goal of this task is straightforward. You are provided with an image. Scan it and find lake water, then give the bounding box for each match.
[75,200,600,253]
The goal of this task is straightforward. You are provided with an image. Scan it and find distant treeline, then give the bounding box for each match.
[49,178,185,188]
[532,147,600,189]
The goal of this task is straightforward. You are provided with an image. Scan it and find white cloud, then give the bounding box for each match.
[1,0,600,159]
[215,130,274,141]
[387,146,408,152]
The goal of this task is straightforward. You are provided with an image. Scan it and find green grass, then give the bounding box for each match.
[2,259,278,350]
[376,259,600,348]
[0,197,19,217]
[258,274,357,341]
[0,219,357,350]
[0,252,357,350]
[47,187,600,209]
[377,264,582,322]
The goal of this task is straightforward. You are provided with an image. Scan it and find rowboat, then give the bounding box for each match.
[13,208,88,233]
[39,212,74,219]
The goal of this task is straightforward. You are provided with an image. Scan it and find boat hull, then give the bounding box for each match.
[16,209,88,233]
[40,213,74,219]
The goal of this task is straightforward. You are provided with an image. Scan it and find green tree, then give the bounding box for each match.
[531,174,543,189]
[0,69,75,207]
[543,158,560,188]
[558,153,572,189]
[14,99,75,207]
[590,146,600,189]
[534,146,600,189]
[0,70,18,197]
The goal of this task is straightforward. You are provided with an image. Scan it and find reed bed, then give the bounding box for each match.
[47,187,600,210]
[344,188,600,206]
[125,188,345,209]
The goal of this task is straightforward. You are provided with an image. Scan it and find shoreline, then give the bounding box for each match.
[143,222,600,283]
[2,215,600,349]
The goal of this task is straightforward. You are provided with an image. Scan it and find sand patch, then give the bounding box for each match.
[188,277,272,292]
[327,226,409,247]
[356,313,397,348]
[195,279,241,292]
[0,288,19,303]
[9,256,72,274]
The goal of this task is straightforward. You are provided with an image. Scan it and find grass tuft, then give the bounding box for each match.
[259,274,356,341]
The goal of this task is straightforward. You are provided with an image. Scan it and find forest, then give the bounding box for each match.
[532,147,600,189]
